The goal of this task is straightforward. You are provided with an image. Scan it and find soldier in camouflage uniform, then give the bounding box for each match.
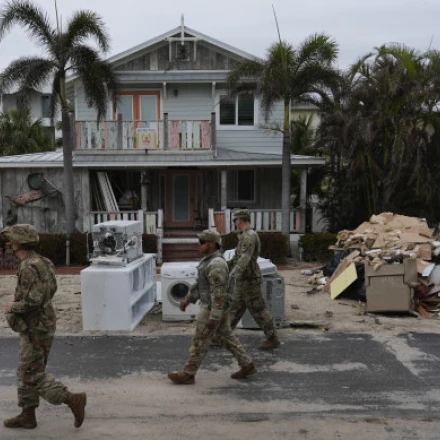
[168,230,256,384]
[2,224,87,430]
[228,210,280,350]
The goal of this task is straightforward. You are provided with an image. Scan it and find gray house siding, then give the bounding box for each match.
[0,167,87,233]
[163,84,213,119]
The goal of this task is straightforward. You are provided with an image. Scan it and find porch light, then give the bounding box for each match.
[173,88,178,97]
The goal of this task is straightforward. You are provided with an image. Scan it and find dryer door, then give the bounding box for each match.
[168,280,193,306]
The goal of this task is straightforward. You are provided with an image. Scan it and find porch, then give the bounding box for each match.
[89,208,302,263]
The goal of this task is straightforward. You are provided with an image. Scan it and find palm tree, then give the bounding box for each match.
[227,35,338,247]
[0,0,118,263]
[0,107,54,155]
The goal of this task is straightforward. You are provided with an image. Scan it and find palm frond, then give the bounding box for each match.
[0,0,54,46]
[0,56,55,92]
[65,10,110,53]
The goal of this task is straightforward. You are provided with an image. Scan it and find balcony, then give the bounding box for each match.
[75,114,214,151]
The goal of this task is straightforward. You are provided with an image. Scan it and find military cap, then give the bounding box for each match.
[1,224,39,244]
[197,229,221,244]
[232,209,251,221]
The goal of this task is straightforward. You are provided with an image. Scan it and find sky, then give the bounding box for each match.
[0,0,438,70]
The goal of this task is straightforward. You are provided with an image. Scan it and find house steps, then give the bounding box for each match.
[162,231,200,262]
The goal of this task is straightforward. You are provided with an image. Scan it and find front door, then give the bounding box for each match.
[166,171,201,228]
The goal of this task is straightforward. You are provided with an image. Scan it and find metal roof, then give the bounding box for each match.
[0,148,325,169]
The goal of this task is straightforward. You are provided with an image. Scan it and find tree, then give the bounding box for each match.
[0,0,118,263]
[316,44,440,229]
[0,107,54,155]
[227,35,338,247]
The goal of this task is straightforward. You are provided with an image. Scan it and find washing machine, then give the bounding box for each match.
[161,261,200,321]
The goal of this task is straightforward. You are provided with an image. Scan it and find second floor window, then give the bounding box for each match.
[219,94,254,126]
[41,95,52,118]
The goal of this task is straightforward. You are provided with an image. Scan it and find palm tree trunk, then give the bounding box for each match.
[62,108,75,265]
[281,100,291,256]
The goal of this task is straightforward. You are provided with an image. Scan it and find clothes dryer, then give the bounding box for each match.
[161,261,200,321]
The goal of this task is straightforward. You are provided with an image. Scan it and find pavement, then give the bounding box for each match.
[2,332,440,439]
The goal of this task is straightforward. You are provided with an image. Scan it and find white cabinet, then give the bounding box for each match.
[81,254,156,331]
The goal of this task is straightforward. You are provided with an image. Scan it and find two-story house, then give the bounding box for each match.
[0,21,325,258]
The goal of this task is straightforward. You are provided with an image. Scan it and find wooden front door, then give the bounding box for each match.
[166,170,201,228]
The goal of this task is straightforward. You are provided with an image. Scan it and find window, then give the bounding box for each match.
[219,94,254,126]
[237,170,255,201]
[41,95,52,118]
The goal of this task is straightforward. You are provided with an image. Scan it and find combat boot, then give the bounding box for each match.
[64,391,87,428]
[258,336,280,350]
[3,406,37,429]
[168,371,195,384]
[231,362,257,379]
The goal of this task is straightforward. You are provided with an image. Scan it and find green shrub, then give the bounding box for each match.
[221,231,288,265]
[298,233,337,262]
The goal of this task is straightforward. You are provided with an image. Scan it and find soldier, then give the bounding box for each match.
[168,230,256,384]
[2,224,87,430]
[228,210,280,350]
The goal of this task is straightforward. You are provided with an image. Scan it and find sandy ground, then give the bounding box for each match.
[2,265,440,439]
[1,263,439,337]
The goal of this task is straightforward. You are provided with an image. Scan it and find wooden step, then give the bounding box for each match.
[162,241,200,262]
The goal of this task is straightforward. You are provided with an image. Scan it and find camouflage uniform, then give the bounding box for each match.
[183,249,252,375]
[228,216,277,340]
[10,250,68,408]
[2,224,86,429]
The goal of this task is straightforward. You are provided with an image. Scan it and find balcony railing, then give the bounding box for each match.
[75,113,214,151]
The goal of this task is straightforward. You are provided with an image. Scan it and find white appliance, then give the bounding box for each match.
[89,220,143,266]
[161,261,200,321]
[81,254,156,331]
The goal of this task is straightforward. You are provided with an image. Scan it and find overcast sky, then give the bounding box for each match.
[0,0,438,70]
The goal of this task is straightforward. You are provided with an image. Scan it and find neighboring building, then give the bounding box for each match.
[0,21,325,253]
[0,79,61,142]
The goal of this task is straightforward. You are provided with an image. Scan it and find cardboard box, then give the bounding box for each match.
[365,258,418,312]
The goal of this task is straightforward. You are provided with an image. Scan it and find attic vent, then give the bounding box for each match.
[175,42,191,61]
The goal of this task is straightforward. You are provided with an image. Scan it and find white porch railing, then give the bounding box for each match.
[75,118,212,150]
[210,208,300,233]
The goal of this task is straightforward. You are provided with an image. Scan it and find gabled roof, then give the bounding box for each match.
[106,25,258,66]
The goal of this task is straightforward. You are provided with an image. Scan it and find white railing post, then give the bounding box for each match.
[208,208,216,231]
[137,209,144,232]
[225,209,231,233]
[256,211,262,231]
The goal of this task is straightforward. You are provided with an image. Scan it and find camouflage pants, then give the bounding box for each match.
[229,280,277,339]
[183,308,252,376]
[17,331,67,408]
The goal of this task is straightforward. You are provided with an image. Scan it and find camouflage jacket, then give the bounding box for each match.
[185,250,229,320]
[9,251,57,333]
[228,227,262,283]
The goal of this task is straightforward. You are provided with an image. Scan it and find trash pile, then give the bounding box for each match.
[306,212,440,318]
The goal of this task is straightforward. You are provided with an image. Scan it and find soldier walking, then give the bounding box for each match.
[2,224,87,429]
[168,230,256,384]
[228,210,280,350]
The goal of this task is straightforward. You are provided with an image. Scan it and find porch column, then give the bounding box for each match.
[141,171,151,211]
[300,168,307,234]
[220,169,227,210]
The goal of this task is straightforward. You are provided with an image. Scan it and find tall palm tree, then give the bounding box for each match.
[227,35,338,246]
[0,107,54,155]
[0,0,118,262]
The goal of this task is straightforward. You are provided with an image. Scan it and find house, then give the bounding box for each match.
[0,79,61,141]
[0,20,325,259]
